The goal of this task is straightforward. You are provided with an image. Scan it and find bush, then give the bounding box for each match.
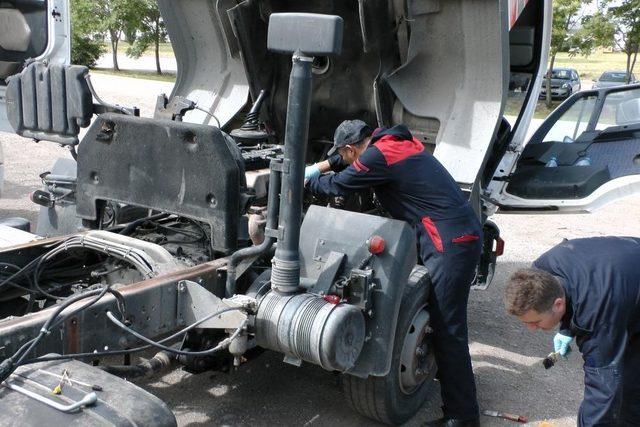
[71,33,106,67]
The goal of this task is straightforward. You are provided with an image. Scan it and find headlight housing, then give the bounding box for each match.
[562,82,570,89]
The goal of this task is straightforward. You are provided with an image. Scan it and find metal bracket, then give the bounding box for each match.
[176,280,250,329]
[270,159,290,174]
[311,251,346,295]
[346,269,374,312]
[264,226,284,240]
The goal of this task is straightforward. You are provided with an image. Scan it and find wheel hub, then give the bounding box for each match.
[399,306,436,394]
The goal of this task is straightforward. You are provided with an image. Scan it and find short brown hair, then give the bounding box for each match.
[505,268,564,316]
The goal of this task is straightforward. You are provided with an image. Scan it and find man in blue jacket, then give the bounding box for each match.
[306,120,483,426]
[505,237,640,426]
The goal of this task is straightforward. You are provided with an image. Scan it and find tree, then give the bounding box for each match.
[545,0,590,108]
[602,0,640,83]
[95,0,146,71]
[70,0,106,67]
[125,0,167,74]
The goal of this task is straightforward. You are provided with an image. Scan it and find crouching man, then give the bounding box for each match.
[505,236,640,426]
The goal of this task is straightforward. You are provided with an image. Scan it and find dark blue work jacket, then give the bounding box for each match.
[307,125,477,253]
[534,237,640,425]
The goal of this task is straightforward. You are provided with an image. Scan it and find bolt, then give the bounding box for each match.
[178,281,186,292]
[415,368,425,376]
[367,309,373,317]
[415,347,426,357]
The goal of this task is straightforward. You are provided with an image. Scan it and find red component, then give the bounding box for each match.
[323,295,341,304]
[452,234,480,244]
[494,236,505,256]
[368,235,386,254]
[421,217,444,253]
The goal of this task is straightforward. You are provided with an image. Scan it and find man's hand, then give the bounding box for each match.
[553,333,573,357]
[304,164,321,180]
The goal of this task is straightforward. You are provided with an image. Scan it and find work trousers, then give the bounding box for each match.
[417,214,482,421]
[578,334,640,426]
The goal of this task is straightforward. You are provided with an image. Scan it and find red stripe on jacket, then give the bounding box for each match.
[353,159,370,172]
[373,135,424,166]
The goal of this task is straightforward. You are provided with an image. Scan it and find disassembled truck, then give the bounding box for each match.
[1,0,640,425]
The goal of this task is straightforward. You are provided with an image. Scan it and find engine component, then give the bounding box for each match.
[255,290,365,372]
[62,230,182,277]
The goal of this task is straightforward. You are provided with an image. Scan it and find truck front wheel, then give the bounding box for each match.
[342,266,436,425]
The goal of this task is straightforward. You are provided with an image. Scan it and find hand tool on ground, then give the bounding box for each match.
[3,381,97,413]
[37,368,103,391]
[482,409,528,423]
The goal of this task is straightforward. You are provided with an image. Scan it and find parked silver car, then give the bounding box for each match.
[539,67,581,99]
[593,70,638,89]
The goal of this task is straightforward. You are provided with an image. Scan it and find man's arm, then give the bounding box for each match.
[306,147,390,197]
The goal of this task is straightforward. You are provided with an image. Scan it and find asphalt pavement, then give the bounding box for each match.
[1,72,639,426]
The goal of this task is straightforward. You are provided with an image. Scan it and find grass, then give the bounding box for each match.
[91,68,176,83]
[554,51,632,81]
[104,41,175,58]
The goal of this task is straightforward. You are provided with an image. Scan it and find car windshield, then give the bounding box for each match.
[600,72,627,82]
[550,69,571,79]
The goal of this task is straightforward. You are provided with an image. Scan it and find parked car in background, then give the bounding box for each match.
[593,71,638,89]
[540,67,581,99]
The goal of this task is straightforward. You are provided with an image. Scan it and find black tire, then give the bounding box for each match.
[342,266,436,425]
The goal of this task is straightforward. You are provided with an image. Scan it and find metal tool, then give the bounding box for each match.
[37,369,103,391]
[4,381,97,413]
[482,409,528,423]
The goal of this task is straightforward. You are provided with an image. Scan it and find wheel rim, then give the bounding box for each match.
[398,306,436,395]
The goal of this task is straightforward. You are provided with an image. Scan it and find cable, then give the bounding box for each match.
[13,286,116,367]
[194,105,221,128]
[0,285,122,383]
[105,310,246,357]
[21,306,245,365]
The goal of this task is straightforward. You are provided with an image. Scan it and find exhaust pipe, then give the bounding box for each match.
[267,13,344,294]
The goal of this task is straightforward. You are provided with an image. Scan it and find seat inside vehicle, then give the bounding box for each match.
[0,0,48,82]
[0,6,31,80]
[506,139,640,199]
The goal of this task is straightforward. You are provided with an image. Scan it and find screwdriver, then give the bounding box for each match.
[482,409,528,423]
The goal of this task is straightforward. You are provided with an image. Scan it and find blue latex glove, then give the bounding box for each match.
[553,333,573,357]
[304,164,321,180]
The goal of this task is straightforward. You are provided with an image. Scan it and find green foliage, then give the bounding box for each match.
[595,0,640,80]
[71,32,105,67]
[550,0,586,56]
[125,0,166,74]
[70,0,106,67]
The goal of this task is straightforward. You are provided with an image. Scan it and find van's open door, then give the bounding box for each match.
[487,84,640,213]
[0,0,70,132]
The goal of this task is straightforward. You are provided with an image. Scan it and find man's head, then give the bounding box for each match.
[328,119,372,164]
[505,268,566,331]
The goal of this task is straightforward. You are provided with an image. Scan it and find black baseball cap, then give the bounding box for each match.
[327,120,372,156]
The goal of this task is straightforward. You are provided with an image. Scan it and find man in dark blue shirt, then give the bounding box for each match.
[505,237,640,426]
[306,120,483,426]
